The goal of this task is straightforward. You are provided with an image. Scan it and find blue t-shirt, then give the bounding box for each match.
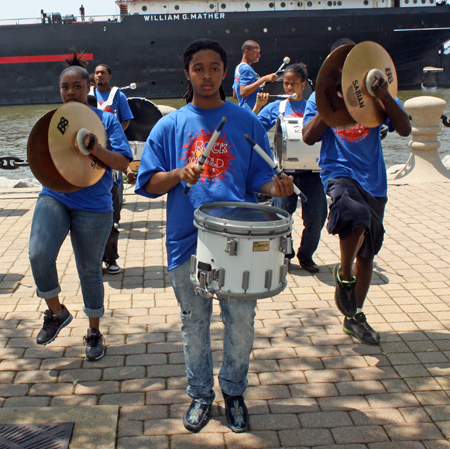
[257,99,307,132]
[135,101,275,271]
[94,89,134,123]
[303,92,399,197]
[41,108,133,212]
[233,63,259,110]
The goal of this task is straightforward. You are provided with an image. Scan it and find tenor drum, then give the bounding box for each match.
[273,116,321,172]
[190,202,293,300]
[125,98,163,171]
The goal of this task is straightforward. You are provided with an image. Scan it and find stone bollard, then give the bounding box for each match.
[393,96,450,183]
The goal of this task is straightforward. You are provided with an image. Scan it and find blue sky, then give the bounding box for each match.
[1,0,117,20]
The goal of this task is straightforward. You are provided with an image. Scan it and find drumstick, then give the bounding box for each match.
[275,57,290,75]
[182,116,227,196]
[268,93,298,99]
[244,134,308,202]
[120,83,137,90]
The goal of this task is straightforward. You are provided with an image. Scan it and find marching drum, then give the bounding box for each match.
[190,202,293,300]
[124,97,163,171]
[273,116,321,172]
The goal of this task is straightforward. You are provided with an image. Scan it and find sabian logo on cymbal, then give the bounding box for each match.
[352,80,364,109]
[346,81,364,109]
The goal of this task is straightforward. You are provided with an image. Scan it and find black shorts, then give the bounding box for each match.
[326,177,387,260]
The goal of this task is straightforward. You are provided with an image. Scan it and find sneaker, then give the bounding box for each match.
[36,305,73,345]
[333,263,357,317]
[182,399,211,433]
[299,258,320,273]
[223,392,249,433]
[83,328,106,361]
[343,312,380,345]
[105,261,121,275]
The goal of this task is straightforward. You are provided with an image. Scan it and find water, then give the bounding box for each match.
[1,90,450,181]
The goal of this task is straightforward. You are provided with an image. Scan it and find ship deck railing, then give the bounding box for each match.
[0,15,120,27]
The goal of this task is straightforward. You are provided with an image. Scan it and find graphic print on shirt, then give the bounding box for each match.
[183,129,236,183]
[97,100,114,114]
[335,123,370,145]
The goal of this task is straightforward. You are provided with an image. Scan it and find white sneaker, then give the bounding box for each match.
[105,262,121,275]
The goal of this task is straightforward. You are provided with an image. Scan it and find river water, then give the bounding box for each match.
[1,89,450,181]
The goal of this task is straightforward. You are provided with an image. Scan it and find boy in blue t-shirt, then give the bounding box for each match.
[303,39,411,346]
[232,40,277,110]
[136,39,293,434]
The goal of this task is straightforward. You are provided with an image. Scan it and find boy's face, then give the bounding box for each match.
[94,66,112,88]
[246,45,261,64]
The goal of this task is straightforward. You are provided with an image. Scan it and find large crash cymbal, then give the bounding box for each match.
[27,110,81,193]
[48,102,107,188]
[342,41,398,128]
[316,44,356,129]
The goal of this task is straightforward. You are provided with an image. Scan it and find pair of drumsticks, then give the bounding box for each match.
[183,116,308,202]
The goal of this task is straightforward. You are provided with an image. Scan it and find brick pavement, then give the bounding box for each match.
[0,182,449,448]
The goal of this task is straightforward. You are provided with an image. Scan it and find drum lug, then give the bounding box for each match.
[242,271,250,291]
[280,236,292,254]
[264,269,273,289]
[212,268,226,289]
[280,263,288,284]
[225,238,238,256]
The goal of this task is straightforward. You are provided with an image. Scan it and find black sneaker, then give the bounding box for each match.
[299,258,320,273]
[182,399,211,433]
[333,263,357,316]
[36,305,73,345]
[223,392,249,433]
[104,261,121,275]
[343,312,380,345]
[83,328,106,361]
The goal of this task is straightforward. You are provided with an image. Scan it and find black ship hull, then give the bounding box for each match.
[2,5,450,106]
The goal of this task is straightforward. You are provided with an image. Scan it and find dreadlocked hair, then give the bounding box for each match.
[182,38,227,104]
[60,47,89,82]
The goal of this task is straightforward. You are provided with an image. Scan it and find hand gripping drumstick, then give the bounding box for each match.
[275,57,290,76]
[268,93,298,99]
[183,116,227,196]
[244,134,308,202]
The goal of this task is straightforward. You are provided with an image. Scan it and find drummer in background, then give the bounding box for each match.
[232,40,277,110]
[29,49,132,360]
[136,38,294,434]
[302,38,411,345]
[253,63,327,273]
[91,63,136,275]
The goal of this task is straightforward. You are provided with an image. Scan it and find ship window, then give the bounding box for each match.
[364,0,368,4]
[337,1,342,4]
[337,25,341,29]
[210,3,215,8]
[245,28,249,33]
[207,29,212,34]
[405,0,409,3]
[263,27,268,32]
[269,1,274,5]
[175,5,180,10]
[327,1,332,4]
[413,0,417,3]
[151,41,155,45]
[221,3,227,8]
[152,81,156,85]
[226,29,230,33]
[142,6,147,11]
[328,26,332,30]
[421,0,425,3]
[281,1,286,6]
[245,2,251,7]
[292,27,296,31]
[307,1,312,5]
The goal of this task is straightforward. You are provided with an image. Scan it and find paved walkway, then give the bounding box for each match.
[0,181,450,449]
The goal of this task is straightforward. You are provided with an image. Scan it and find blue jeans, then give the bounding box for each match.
[169,259,257,404]
[272,171,327,261]
[29,194,112,318]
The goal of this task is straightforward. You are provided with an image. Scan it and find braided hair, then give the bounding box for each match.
[182,38,227,104]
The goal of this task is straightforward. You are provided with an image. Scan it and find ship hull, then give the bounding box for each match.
[2,6,450,105]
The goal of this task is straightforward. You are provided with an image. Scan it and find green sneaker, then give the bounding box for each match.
[333,263,357,317]
[343,312,380,345]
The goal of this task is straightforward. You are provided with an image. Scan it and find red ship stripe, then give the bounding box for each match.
[0,54,94,64]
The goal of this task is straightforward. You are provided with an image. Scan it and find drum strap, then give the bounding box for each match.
[279,99,288,116]
[90,87,120,115]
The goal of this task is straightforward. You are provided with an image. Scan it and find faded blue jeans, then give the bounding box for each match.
[169,258,257,404]
[272,170,327,261]
[29,194,112,318]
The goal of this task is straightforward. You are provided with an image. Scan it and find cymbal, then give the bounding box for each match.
[316,44,357,129]
[27,110,81,193]
[48,102,107,187]
[342,41,398,128]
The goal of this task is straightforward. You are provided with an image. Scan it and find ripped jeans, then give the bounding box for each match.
[169,258,257,404]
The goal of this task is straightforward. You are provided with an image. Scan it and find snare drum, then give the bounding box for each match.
[190,202,293,300]
[273,116,321,172]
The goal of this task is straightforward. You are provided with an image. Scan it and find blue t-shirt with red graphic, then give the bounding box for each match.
[257,99,307,131]
[303,92,400,197]
[41,107,133,212]
[135,101,275,270]
[233,63,260,110]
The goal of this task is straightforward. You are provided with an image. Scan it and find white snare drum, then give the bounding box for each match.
[190,202,293,300]
[273,116,321,172]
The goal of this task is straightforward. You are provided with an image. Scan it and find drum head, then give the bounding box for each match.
[124,98,163,142]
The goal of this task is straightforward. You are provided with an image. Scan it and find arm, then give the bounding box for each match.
[302,113,328,145]
[259,172,294,197]
[372,76,411,137]
[253,92,269,115]
[144,162,203,195]
[121,119,130,131]
[85,134,130,172]
[240,73,277,98]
